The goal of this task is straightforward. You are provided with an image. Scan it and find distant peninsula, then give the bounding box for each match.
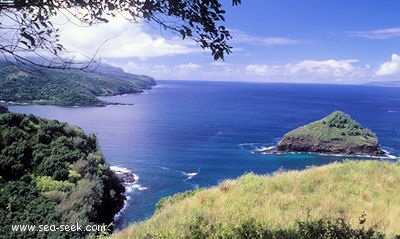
[365,80,400,87]
[255,111,387,157]
[0,62,156,106]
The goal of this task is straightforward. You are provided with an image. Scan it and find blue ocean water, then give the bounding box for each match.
[9,81,400,229]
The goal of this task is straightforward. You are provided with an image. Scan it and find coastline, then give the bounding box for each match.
[110,166,148,223]
[1,98,136,107]
[1,81,156,107]
[254,146,397,160]
[110,165,138,184]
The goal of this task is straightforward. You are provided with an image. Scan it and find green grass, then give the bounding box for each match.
[110,160,400,238]
[285,111,376,144]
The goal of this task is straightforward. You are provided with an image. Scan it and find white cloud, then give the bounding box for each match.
[261,37,301,45]
[376,54,400,76]
[119,58,369,83]
[289,59,358,77]
[246,64,269,75]
[346,27,400,39]
[122,62,172,77]
[178,63,202,71]
[210,61,229,66]
[119,61,203,80]
[113,56,375,83]
[231,29,303,46]
[243,59,366,83]
[56,13,199,60]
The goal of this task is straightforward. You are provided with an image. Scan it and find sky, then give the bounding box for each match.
[57,0,400,84]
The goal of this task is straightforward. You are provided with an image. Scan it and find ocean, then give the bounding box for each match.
[8,80,400,229]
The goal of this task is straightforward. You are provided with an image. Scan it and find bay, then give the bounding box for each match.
[9,80,400,229]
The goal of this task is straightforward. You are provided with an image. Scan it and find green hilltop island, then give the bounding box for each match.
[255,111,387,157]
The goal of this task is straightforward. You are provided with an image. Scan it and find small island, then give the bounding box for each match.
[255,111,387,157]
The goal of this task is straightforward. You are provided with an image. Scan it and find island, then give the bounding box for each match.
[0,61,156,106]
[255,111,387,157]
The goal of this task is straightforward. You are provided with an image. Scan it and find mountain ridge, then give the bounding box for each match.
[0,62,156,106]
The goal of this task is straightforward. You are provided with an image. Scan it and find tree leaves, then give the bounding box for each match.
[0,0,240,67]
[20,32,36,48]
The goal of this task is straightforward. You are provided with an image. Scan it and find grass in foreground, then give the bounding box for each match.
[111,160,400,238]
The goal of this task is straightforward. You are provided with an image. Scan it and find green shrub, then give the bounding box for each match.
[296,217,383,239]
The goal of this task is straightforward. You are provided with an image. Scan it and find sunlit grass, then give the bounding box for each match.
[111,160,400,238]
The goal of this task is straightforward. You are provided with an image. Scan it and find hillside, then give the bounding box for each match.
[111,160,400,238]
[257,111,386,156]
[0,108,125,239]
[0,62,156,106]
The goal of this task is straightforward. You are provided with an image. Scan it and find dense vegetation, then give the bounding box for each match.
[127,216,383,239]
[0,108,125,239]
[0,62,156,106]
[111,160,400,238]
[274,111,385,156]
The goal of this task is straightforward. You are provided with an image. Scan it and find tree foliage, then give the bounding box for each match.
[0,0,241,68]
[0,105,8,113]
[0,112,125,239]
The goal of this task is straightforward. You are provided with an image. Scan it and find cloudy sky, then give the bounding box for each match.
[58,0,400,84]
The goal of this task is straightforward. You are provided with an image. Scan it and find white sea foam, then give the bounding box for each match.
[111,165,148,221]
[125,183,148,192]
[113,195,131,221]
[184,172,198,180]
[260,146,275,151]
[158,166,171,171]
[159,166,199,180]
[110,165,132,174]
[137,186,149,191]
[382,150,397,160]
[111,166,146,191]
[238,142,263,150]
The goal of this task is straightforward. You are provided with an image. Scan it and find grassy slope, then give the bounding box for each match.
[111,160,400,238]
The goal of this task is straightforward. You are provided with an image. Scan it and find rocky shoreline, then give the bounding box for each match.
[254,146,395,159]
[110,166,137,184]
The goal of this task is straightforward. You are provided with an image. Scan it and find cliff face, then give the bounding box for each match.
[258,111,386,156]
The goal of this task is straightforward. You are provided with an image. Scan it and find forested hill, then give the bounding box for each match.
[0,62,156,106]
[0,108,125,239]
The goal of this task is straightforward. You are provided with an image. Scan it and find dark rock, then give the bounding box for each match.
[110,166,137,184]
